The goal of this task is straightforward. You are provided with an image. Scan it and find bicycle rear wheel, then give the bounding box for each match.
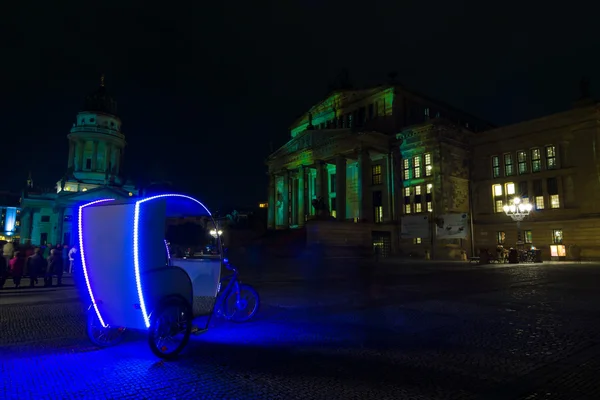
[86,307,126,347]
[222,284,260,323]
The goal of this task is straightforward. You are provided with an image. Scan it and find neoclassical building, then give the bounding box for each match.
[266,83,492,257]
[20,77,138,246]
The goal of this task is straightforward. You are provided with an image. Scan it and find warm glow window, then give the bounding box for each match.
[403,159,411,180]
[492,156,501,178]
[535,196,544,210]
[547,178,559,208]
[492,184,503,197]
[371,165,382,185]
[424,153,433,176]
[374,206,383,223]
[524,230,533,244]
[415,203,422,212]
[414,237,422,244]
[517,151,527,174]
[495,199,504,213]
[504,154,514,176]
[552,229,563,244]
[404,187,411,197]
[545,145,557,169]
[505,182,515,195]
[426,183,433,194]
[550,195,560,209]
[531,148,541,172]
[427,202,432,212]
[413,156,422,178]
[404,204,411,214]
[496,231,505,244]
[415,186,422,195]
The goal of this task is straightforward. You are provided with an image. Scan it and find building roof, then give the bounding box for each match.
[83,75,118,116]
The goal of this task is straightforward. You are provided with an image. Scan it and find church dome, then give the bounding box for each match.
[83,75,117,115]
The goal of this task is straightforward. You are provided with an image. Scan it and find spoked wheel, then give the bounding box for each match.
[148,297,192,360]
[86,308,126,347]
[223,284,260,323]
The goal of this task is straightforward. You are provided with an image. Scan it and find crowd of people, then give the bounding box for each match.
[0,240,78,289]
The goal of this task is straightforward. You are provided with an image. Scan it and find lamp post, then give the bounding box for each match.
[502,197,533,246]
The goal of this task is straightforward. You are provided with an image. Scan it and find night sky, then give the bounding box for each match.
[1,1,598,210]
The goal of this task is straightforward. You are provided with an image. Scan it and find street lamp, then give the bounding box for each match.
[502,197,533,246]
[209,229,223,238]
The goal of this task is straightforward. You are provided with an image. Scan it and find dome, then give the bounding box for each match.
[83,75,118,115]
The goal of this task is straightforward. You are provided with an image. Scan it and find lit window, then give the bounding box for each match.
[424,153,433,177]
[518,151,527,174]
[427,202,432,212]
[496,231,505,244]
[374,206,383,223]
[415,203,422,213]
[504,154,514,176]
[371,165,382,185]
[531,148,541,172]
[546,145,557,169]
[524,230,532,244]
[535,196,544,210]
[550,194,560,209]
[15,221,20,226]
[404,204,411,214]
[552,229,563,244]
[495,199,503,213]
[426,183,433,194]
[413,156,422,178]
[404,187,411,197]
[493,184,503,197]
[506,183,515,195]
[403,158,411,180]
[414,237,422,244]
[415,185,422,195]
[492,156,501,178]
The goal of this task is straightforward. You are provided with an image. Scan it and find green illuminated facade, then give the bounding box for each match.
[266,84,493,258]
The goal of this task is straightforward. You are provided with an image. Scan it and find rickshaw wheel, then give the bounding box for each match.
[148,297,192,360]
[223,284,260,323]
[86,308,126,348]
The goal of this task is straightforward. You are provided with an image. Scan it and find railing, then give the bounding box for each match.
[70,126,125,139]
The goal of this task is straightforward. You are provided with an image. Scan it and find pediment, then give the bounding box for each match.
[56,186,132,204]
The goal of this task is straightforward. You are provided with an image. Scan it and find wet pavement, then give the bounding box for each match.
[2,261,600,399]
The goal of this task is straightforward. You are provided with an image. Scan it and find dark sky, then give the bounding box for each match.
[1,1,598,210]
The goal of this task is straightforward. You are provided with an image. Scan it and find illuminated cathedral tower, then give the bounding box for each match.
[57,75,135,194]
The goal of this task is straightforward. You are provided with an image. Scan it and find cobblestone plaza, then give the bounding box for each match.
[2,261,600,399]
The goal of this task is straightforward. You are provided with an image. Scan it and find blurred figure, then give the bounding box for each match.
[62,245,69,273]
[9,251,25,288]
[3,239,15,268]
[26,248,46,287]
[47,249,63,286]
[68,246,78,274]
[0,254,7,289]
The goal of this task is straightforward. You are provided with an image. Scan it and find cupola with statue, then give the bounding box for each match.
[57,75,136,195]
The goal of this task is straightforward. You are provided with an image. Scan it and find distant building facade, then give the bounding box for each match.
[471,99,600,260]
[266,84,492,257]
[0,192,22,242]
[20,77,139,246]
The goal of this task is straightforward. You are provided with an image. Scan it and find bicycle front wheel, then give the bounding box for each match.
[222,284,260,323]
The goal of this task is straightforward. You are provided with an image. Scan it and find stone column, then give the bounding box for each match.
[282,169,290,228]
[335,155,347,221]
[76,140,85,171]
[267,174,276,229]
[315,160,327,199]
[391,147,402,222]
[68,141,75,169]
[106,143,113,175]
[114,148,121,175]
[357,148,373,222]
[298,166,306,225]
[92,141,99,171]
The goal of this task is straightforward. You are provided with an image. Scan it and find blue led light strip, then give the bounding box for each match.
[134,194,213,329]
[164,239,171,261]
[79,198,116,328]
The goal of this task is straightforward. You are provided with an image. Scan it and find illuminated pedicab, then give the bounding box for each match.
[79,194,260,360]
